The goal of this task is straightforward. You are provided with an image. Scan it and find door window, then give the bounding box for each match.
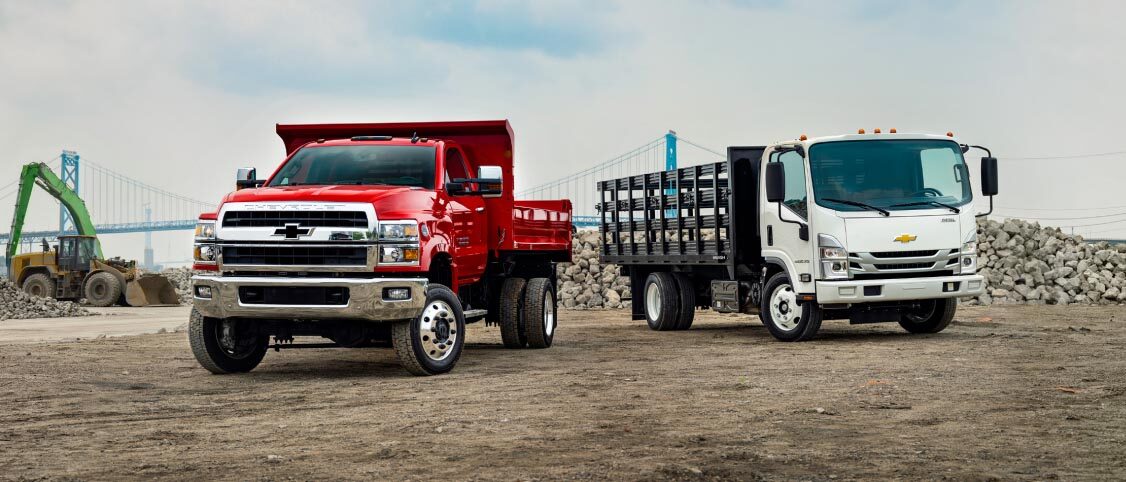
[772,150,808,219]
[444,149,471,182]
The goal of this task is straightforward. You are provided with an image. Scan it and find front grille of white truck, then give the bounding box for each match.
[848,249,959,279]
[222,211,368,228]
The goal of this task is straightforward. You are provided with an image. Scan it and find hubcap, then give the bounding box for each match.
[769,283,801,331]
[543,289,556,337]
[645,282,661,320]
[419,301,458,362]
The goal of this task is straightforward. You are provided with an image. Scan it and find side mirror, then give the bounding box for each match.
[980,157,998,196]
[765,162,786,203]
[235,167,261,190]
[477,165,503,197]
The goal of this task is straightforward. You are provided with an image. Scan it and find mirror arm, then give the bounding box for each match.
[776,204,810,241]
[975,195,993,218]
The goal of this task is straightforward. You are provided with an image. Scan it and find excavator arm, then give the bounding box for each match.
[6,162,103,265]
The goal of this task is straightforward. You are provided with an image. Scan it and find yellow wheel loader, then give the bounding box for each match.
[4,163,179,307]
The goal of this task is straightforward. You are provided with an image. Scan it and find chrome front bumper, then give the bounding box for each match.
[191,275,428,321]
[815,274,985,304]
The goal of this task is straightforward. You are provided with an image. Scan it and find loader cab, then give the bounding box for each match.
[57,235,97,272]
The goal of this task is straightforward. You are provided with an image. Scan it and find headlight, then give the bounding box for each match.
[194,222,216,240]
[380,245,420,264]
[193,244,218,262]
[818,234,849,280]
[378,221,419,241]
[960,238,978,274]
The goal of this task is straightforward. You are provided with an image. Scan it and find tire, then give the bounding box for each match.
[523,278,556,349]
[672,273,696,331]
[22,273,56,299]
[188,308,268,374]
[392,284,465,376]
[760,272,822,342]
[499,277,527,348]
[643,272,680,331]
[84,271,122,307]
[899,298,957,334]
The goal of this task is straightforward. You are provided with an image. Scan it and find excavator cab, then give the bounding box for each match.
[57,236,97,273]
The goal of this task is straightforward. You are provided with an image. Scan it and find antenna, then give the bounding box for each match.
[411,132,420,144]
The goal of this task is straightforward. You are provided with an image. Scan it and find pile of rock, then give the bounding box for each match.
[0,278,92,321]
[160,266,196,304]
[556,219,1126,310]
[556,230,630,310]
[971,218,1126,306]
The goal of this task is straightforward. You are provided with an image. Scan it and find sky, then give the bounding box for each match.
[2,0,1126,265]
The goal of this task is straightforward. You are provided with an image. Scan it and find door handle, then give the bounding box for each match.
[475,207,485,213]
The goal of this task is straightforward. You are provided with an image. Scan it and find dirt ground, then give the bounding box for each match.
[1,304,1125,481]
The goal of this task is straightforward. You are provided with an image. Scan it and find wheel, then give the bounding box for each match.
[392,284,465,376]
[499,277,527,348]
[672,273,696,330]
[523,278,556,349]
[760,272,822,342]
[899,298,956,334]
[84,271,122,307]
[188,308,268,374]
[21,273,56,299]
[643,272,680,331]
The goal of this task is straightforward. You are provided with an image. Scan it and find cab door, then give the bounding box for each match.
[442,147,488,284]
[761,148,815,290]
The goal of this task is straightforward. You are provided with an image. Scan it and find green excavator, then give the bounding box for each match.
[4,162,179,307]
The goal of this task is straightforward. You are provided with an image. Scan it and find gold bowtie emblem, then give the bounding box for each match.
[894,234,917,243]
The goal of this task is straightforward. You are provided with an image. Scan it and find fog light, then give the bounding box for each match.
[383,287,410,301]
[195,285,212,299]
[963,257,972,266]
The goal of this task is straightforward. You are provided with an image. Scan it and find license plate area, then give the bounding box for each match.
[238,286,350,305]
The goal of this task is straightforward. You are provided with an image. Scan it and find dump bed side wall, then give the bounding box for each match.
[511,199,572,256]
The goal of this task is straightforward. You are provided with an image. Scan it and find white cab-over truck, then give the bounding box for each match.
[598,131,998,340]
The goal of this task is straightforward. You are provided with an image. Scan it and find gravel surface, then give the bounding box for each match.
[1,304,1124,480]
[0,278,91,321]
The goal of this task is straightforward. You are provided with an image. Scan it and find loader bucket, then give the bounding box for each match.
[124,274,181,306]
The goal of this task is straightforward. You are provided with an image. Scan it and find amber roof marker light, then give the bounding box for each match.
[874,128,882,134]
[890,128,897,133]
[858,128,866,134]
[799,134,808,141]
[947,131,955,137]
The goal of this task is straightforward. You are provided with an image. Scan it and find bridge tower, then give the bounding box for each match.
[58,150,80,234]
[144,206,154,269]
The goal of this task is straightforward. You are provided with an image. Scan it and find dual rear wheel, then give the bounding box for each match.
[498,277,557,349]
[642,272,695,331]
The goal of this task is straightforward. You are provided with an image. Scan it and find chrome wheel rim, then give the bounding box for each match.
[543,289,556,337]
[769,283,801,331]
[645,282,661,320]
[419,300,457,362]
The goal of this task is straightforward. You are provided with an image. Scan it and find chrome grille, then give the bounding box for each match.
[222,211,368,228]
[222,245,368,266]
[850,249,960,275]
[869,250,938,258]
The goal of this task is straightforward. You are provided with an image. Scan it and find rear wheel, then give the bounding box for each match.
[899,298,956,334]
[643,272,680,331]
[499,277,527,348]
[188,308,268,374]
[392,284,465,376]
[672,273,696,330]
[523,278,556,349]
[21,273,56,299]
[84,271,122,307]
[760,272,822,342]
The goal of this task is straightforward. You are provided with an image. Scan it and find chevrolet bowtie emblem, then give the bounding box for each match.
[894,234,917,243]
[273,223,313,240]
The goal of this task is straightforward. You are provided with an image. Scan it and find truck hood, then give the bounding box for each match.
[223,185,418,205]
[844,215,961,252]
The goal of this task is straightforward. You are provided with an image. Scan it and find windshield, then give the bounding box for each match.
[809,139,971,212]
[267,145,437,188]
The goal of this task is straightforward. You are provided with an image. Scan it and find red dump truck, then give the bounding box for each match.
[189,120,572,375]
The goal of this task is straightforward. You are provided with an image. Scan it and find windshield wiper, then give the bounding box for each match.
[890,201,960,214]
[821,198,890,216]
